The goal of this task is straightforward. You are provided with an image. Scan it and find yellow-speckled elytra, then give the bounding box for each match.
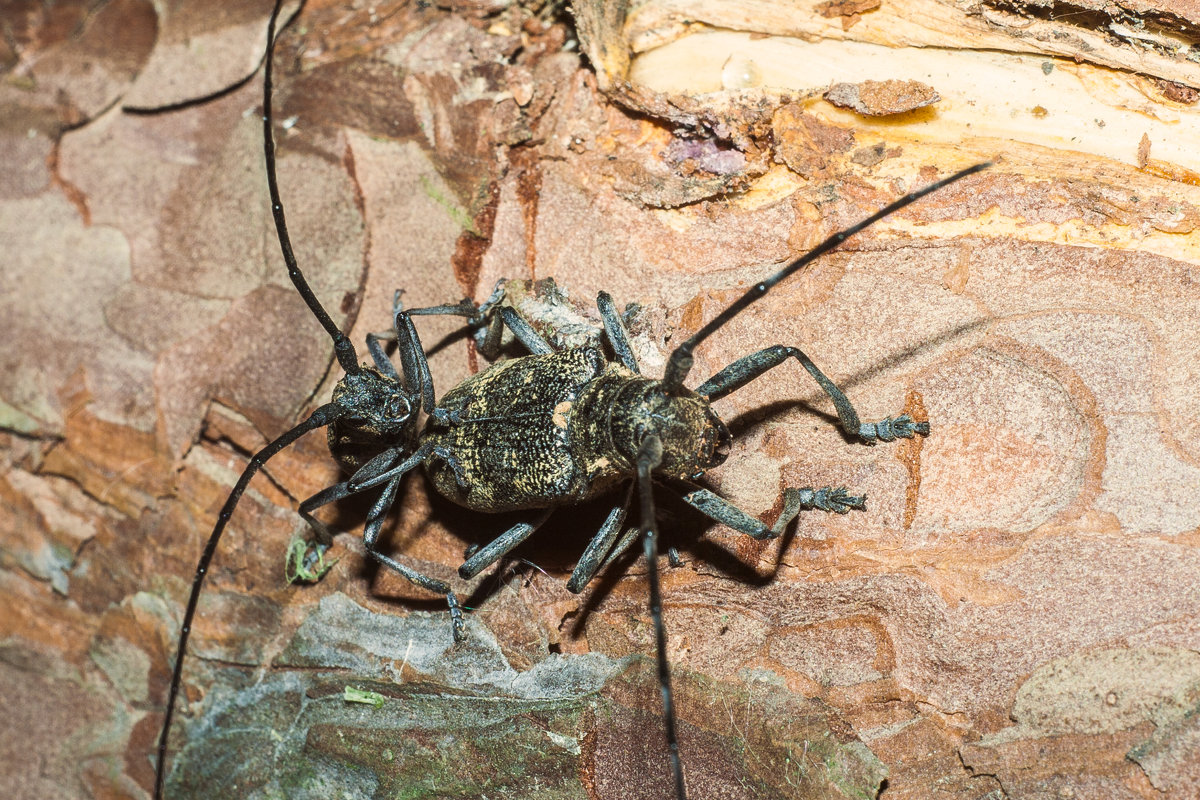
[423,346,730,514]
[153,2,990,798]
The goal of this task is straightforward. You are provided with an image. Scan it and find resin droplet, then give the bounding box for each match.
[721,54,762,90]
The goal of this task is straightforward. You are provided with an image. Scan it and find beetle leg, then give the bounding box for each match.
[566,485,633,593]
[470,304,555,358]
[391,291,491,413]
[478,309,506,359]
[293,484,348,582]
[597,291,640,373]
[398,279,589,362]
[596,520,641,578]
[346,447,412,491]
[677,485,865,541]
[498,306,553,354]
[298,445,465,641]
[390,281,553,416]
[364,329,400,378]
[695,344,930,443]
[360,468,466,643]
[288,447,409,581]
[469,278,508,325]
[457,508,554,580]
[634,435,688,800]
[350,443,434,492]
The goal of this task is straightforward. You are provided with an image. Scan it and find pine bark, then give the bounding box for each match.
[2,1,1199,797]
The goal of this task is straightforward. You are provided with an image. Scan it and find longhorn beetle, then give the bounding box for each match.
[153,1,990,797]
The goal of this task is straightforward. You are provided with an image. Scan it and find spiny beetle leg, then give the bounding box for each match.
[678,483,866,541]
[695,344,930,443]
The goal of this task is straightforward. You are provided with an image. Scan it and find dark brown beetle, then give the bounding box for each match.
[153,2,989,797]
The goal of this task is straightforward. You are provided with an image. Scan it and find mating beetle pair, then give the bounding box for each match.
[152,1,989,797]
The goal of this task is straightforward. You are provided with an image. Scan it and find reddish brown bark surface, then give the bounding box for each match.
[2,1,1199,798]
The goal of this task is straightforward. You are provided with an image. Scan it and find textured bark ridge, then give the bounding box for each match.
[2,1,1199,798]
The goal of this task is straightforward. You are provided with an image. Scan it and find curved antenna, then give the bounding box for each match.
[661,161,991,392]
[157,3,355,795]
[154,404,340,799]
[263,0,360,375]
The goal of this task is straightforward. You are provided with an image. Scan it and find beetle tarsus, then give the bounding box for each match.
[795,486,867,514]
[858,413,930,443]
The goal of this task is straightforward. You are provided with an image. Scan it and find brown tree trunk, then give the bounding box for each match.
[2,1,1198,798]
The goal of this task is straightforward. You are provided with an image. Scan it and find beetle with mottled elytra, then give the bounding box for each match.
[152,2,989,798]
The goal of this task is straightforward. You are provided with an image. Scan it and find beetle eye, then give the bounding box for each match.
[383,393,412,420]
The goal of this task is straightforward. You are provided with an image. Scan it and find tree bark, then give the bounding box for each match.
[2,0,1199,798]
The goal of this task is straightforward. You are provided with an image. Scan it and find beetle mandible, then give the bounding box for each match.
[153,2,990,797]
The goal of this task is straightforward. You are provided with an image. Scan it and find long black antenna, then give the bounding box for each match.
[634,435,688,799]
[263,0,360,375]
[154,405,339,799]
[661,162,991,391]
[155,3,353,796]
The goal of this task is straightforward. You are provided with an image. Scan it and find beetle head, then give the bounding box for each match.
[327,367,418,471]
